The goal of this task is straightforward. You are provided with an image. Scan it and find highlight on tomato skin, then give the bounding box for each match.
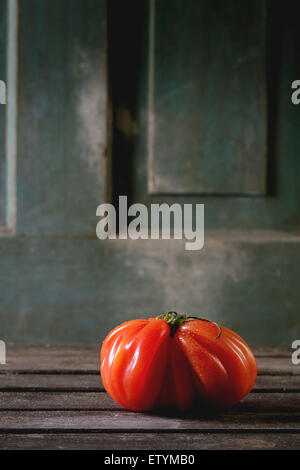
[100,313,258,412]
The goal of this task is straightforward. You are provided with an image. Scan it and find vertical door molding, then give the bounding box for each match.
[0,0,18,234]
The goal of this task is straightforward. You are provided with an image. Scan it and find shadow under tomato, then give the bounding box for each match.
[143,401,226,420]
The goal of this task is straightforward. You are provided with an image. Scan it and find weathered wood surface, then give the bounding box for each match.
[0,344,100,372]
[0,374,299,393]
[1,432,299,451]
[0,345,299,449]
[0,344,298,374]
[0,374,101,391]
[0,392,299,412]
[0,409,299,432]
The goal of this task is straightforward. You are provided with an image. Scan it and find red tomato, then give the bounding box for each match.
[100,312,257,411]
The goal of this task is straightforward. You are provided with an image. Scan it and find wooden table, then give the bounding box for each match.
[0,344,299,450]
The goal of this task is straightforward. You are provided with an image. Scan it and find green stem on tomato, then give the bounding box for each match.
[156,311,187,336]
[156,311,222,339]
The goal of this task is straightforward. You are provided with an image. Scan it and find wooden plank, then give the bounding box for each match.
[0,344,99,372]
[0,344,297,374]
[0,374,299,393]
[17,0,107,236]
[0,345,295,373]
[149,0,266,195]
[0,409,299,431]
[257,357,300,376]
[0,374,102,391]
[253,347,291,357]
[0,392,117,410]
[0,236,299,344]
[254,375,300,392]
[238,393,300,412]
[0,432,299,450]
[0,391,299,411]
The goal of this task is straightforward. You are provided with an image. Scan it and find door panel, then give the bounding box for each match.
[114,0,300,231]
[17,0,107,236]
[149,0,267,195]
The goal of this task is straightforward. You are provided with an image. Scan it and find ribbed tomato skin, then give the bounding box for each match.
[100,318,257,411]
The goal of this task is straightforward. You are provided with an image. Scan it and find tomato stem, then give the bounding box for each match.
[156,312,222,339]
[156,311,187,336]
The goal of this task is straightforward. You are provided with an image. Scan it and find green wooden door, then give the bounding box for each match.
[0,0,299,345]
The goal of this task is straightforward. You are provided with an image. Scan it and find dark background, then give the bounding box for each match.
[0,0,299,345]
